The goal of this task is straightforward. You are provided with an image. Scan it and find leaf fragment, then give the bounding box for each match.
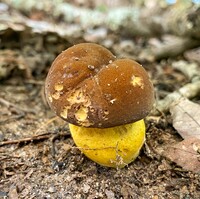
[163,137,200,173]
[170,98,200,139]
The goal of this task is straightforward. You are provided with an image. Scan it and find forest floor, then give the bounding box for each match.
[0,1,200,199]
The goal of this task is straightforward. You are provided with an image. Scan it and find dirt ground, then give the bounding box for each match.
[1,1,200,199]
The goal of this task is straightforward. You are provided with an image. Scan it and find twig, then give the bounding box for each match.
[153,59,200,115]
[0,132,52,147]
[0,156,21,161]
[0,113,25,125]
[154,80,200,114]
[140,36,200,61]
[0,97,36,114]
[171,60,200,81]
[0,117,64,146]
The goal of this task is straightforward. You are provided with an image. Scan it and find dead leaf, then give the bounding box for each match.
[163,137,200,173]
[170,98,200,139]
[184,47,200,64]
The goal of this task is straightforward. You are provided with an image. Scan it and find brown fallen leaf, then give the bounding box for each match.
[170,98,200,139]
[163,137,200,173]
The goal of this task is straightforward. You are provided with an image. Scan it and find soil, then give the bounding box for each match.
[0,2,200,199]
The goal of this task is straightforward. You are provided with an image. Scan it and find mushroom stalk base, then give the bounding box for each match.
[69,119,145,168]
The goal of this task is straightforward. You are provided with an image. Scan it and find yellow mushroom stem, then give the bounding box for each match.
[69,119,145,168]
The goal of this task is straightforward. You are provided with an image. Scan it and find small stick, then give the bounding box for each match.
[0,117,62,146]
[171,61,200,81]
[0,97,36,114]
[0,133,52,147]
[0,113,25,125]
[153,80,200,114]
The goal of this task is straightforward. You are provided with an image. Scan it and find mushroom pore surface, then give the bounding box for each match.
[45,43,154,128]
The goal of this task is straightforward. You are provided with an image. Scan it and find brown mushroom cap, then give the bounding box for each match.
[45,43,154,128]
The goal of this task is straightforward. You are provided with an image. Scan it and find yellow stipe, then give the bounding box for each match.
[69,120,145,168]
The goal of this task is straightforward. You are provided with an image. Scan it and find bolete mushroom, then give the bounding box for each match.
[45,43,154,168]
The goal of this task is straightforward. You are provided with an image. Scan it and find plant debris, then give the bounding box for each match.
[170,98,200,139]
[163,137,200,173]
[0,0,200,198]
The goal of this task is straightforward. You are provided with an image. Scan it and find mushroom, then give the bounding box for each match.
[45,43,154,168]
